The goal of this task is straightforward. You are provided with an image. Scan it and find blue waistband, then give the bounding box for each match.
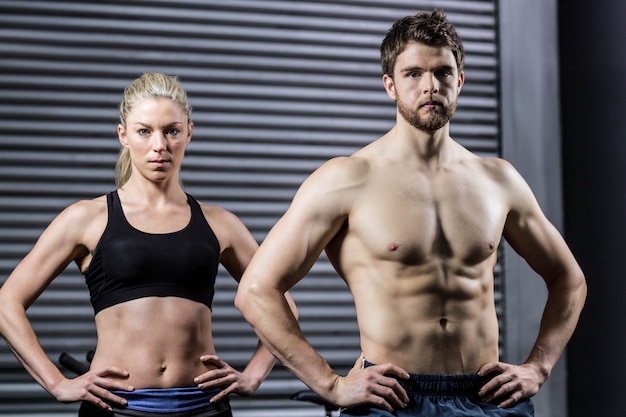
[112,387,220,412]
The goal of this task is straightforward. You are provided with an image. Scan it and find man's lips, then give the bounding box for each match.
[421,100,443,109]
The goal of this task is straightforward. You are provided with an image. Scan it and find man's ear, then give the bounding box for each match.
[117,124,129,148]
[382,73,397,101]
[457,71,465,94]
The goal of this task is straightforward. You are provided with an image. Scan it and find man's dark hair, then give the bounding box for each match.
[380,9,465,77]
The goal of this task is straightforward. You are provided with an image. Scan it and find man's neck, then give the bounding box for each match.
[393,122,455,166]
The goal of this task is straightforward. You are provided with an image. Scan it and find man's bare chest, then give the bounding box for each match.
[346,173,507,266]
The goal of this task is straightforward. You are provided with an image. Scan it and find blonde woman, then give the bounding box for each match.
[0,73,290,416]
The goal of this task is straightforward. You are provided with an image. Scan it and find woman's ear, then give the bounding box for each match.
[117,124,129,148]
[186,120,194,144]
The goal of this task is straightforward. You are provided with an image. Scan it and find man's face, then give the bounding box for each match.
[384,42,464,132]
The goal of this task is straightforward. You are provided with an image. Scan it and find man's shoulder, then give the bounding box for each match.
[321,153,371,168]
[469,157,536,205]
[470,156,520,181]
[311,155,372,184]
[292,155,372,212]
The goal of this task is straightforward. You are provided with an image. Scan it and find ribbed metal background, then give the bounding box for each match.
[0,1,500,415]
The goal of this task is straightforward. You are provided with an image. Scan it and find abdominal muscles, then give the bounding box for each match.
[91,297,216,388]
[354,262,500,374]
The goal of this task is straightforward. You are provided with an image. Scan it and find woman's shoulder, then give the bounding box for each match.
[48,195,110,245]
[194,198,244,230]
[63,194,108,220]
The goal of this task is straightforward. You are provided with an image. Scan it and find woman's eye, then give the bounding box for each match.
[138,128,149,135]
[166,128,180,136]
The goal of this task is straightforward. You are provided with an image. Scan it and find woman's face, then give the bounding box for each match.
[117,98,193,185]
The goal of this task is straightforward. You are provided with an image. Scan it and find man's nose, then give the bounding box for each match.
[422,73,439,94]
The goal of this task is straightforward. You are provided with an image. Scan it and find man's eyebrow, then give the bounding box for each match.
[400,64,455,73]
[400,66,424,73]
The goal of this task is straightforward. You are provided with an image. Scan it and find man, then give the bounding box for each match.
[235,9,586,416]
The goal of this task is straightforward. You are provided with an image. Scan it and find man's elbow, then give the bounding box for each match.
[575,269,587,309]
[235,279,268,321]
[234,283,254,318]
[560,266,587,315]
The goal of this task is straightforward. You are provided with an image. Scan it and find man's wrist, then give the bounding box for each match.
[524,360,551,383]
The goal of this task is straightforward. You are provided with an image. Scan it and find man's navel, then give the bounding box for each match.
[439,317,448,331]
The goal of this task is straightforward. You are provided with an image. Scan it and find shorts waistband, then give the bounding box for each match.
[364,360,490,396]
[111,387,222,412]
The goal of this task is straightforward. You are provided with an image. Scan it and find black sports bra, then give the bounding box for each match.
[84,191,220,314]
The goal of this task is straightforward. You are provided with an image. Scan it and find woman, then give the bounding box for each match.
[0,73,290,416]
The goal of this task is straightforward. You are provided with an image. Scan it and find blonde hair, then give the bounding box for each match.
[115,73,192,187]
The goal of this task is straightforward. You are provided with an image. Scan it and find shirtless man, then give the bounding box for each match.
[235,9,586,417]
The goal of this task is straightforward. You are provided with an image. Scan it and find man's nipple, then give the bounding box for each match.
[387,241,400,252]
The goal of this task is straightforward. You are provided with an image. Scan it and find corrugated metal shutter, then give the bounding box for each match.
[0,1,500,415]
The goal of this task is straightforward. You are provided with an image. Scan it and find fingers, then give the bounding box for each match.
[95,366,130,379]
[54,369,133,411]
[194,355,252,398]
[194,355,233,387]
[497,392,524,409]
[479,374,515,404]
[86,370,133,409]
[85,394,115,412]
[477,362,538,408]
[377,362,411,380]
[477,361,502,378]
[369,377,409,412]
[90,367,134,392]
[199,354,224,367]
[366,363,410,403]
[85,386,128,410]
[371,368,409,411]
[339,363,410,412]
[209,385,234,404]
[194,367,235,389]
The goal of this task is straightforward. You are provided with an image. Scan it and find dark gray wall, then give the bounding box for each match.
[559,0,626,416]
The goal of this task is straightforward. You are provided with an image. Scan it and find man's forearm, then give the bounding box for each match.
[525,275,586,377]
[236,287,340,399]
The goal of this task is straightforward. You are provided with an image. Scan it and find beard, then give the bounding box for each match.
[397,96,457,132]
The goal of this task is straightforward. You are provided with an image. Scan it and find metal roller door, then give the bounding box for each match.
[0,1,500,415]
